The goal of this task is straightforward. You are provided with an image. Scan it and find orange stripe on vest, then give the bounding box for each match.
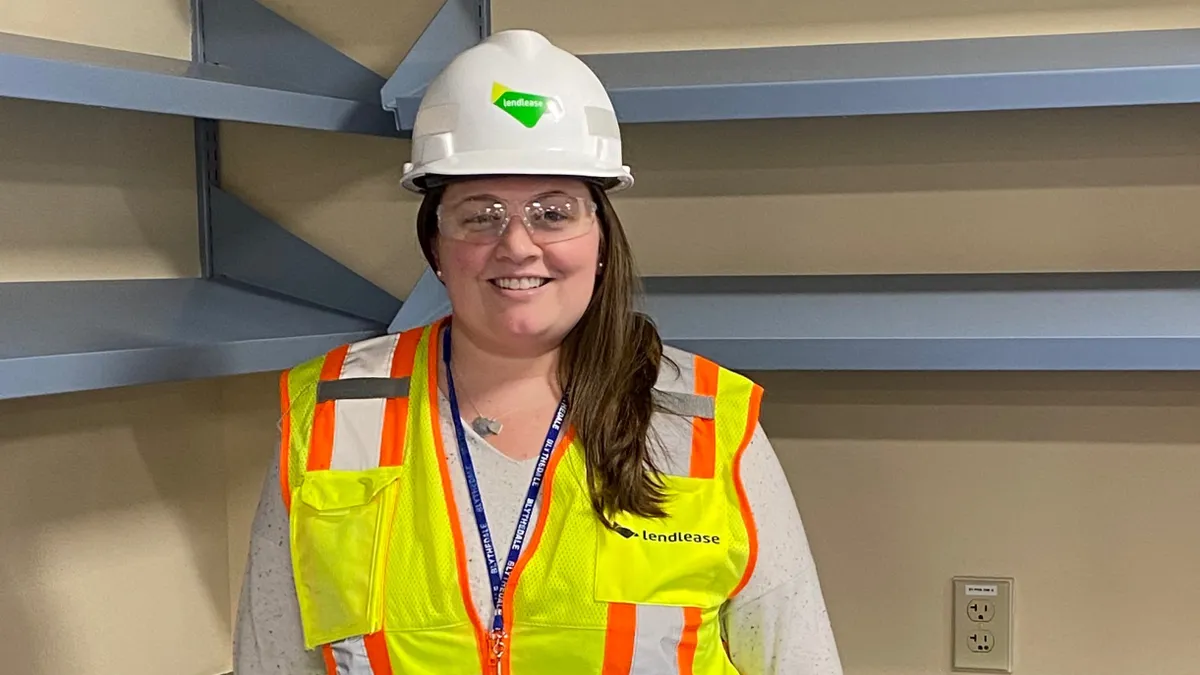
[380,328,422,468]
[308,343,351,472]
[690,355,719,479]
[601,603,637,674]
[677,606,703,673]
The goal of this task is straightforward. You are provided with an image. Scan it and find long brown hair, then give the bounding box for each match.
[416,179,673,525]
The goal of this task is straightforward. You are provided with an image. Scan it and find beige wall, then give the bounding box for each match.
[0,380,233,675]
[0,0,191,59]
[5,1,1200,675]
[0,98,199,283]
[256,0,443,76]
[494,0,1200,53]
[616,107,1200,276]
[220,373,281,628]
[758,370,1200,674]
[0,4,217,675]
[218,122,421,299]
[0,95,232,675]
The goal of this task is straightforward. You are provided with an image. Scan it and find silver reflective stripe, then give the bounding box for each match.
[629,604,685,675]
[330,335,400,471]
[585,105,621,139]
[650,346,716,478]
[317,377,410,402]
[331,635,375,674]
[413,102,457,135]
[653,390,714,419]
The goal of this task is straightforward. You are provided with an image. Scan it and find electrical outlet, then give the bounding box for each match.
[967,630,994,652]
[953,576,1013,673]
[967,598,995,622]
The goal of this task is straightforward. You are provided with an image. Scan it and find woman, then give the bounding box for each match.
[234,29,843,675]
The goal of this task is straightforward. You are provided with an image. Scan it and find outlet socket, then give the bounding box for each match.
[952,576,1013,673]
[967,630,994,652]
[967,598,995,622]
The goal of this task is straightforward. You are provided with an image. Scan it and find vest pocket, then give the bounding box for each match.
[593,475,731,609]
[289,466,404,648]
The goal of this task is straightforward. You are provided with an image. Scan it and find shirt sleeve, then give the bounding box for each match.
[722,423,844,675]
[232,446,326,675]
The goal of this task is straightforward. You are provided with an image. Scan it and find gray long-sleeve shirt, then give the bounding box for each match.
[233,387,843,674]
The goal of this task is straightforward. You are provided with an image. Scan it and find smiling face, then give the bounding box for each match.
[431,175,603,355]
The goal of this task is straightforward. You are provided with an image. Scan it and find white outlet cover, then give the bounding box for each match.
[953,576,1013,673]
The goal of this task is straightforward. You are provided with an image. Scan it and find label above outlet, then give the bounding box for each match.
[965,583,998,596]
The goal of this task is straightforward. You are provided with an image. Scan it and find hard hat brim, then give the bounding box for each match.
[401,148,633,194]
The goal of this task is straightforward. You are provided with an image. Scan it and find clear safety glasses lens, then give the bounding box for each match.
[438,194,597,244]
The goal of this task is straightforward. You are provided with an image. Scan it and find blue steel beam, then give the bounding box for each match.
[381,0,490,131]
[385,27,1200,127]
[0,31,400,136]
[0,279,386,400]
[641,273,1200,371]
[200,0,387,103]
[390,269,1200,370]
[582,28,1200,123]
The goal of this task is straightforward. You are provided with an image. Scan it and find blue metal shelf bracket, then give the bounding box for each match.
[388,268,452,334]
[195,118,219,278]
[199,0,389,103]
[381,0,491,132]
[0,0,401,135]
[209,187,402,325]
[189,0,402,326]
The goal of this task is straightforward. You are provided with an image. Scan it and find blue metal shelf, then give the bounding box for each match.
[0,278,385,400]
[640,273,1200,371]
[583,28,1200,123]
[11,269,1187,400]
[385,23,1200,129]
[0,30,399,136]
[389,269,1200,371]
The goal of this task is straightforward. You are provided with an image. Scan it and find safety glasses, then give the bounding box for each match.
[437,193,597,244]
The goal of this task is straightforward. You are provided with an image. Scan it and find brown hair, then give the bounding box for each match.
[416,179,673,525]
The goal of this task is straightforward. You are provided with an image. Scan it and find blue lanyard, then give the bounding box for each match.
[441,326,567,638]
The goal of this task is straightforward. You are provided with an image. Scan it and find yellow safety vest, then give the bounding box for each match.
[278,317,763,674]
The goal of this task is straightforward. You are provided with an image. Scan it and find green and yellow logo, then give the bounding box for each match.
[492,82,559,128]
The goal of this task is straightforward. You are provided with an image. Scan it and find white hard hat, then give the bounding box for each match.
[400,29,633,194]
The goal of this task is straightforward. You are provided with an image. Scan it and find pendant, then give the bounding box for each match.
[471,415,503,437]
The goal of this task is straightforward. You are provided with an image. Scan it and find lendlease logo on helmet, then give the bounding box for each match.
[612,522,721,545]
[491,82,561,128]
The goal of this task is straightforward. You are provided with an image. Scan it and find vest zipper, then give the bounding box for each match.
[488,626,508,674]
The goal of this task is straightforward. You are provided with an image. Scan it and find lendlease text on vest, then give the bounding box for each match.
[613,523,721,545]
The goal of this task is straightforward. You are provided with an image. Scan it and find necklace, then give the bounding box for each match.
[450,362,503,437]
[471,412,503,437]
